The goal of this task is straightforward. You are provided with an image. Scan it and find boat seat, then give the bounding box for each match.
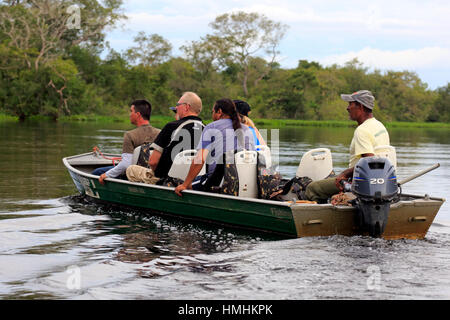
[235,150,258,198]
[256,145,272,168]
[296,148,333,181]
[131,146,142,165]
[168,149,206,180]
[374,145,397,169]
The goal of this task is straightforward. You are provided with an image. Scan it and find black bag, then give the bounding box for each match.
[269,168,336,201]
[282,176,313,200]
[136,143,153,168]
[156,176,184,187]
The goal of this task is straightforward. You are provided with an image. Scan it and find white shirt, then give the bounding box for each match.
[105,153,132,178]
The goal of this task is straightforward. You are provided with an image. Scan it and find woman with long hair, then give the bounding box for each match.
[213,98,241,131]
[174,98,255,196]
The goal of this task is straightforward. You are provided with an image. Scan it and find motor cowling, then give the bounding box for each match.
[351,157,398,237]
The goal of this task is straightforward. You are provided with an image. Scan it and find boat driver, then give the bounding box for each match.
[305,90,391,203]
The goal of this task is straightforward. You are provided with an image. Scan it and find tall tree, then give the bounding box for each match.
[0,0,124,71]
[0,0,124,118]
[125,31,172,66]
[181,34,226,79]
[429,83,450,122]
[183,11,288,97]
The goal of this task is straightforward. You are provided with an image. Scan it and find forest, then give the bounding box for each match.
[0,0,449,123]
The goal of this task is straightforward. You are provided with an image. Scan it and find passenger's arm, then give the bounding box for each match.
[99,153,132,185]
[174,149,208,196]
[149,149,161,171]
[254,127,266,145]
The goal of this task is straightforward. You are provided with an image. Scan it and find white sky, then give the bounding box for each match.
[105,0,450,89]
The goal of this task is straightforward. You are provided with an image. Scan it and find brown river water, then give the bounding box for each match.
[0,121,449,299]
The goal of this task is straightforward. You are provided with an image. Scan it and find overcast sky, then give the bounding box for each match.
[105,0,450,89]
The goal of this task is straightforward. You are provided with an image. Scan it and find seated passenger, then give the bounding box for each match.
[92,99,160,185]
[234,99,266,146]
[174,98,255,196]
[126,92,204,184]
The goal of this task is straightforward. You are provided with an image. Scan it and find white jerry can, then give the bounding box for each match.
[168,149,206,180]
[235,150,258,198]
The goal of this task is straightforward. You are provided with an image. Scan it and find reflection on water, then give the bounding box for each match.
[0,121,449,299]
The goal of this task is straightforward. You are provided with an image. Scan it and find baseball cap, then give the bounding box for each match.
[233,100,251,116]
[341,90,375,110]
[169,107,177,113]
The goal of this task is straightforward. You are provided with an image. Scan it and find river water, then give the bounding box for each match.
[0,120,449,300]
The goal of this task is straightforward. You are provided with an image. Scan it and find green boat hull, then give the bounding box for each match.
[66,155,297,236]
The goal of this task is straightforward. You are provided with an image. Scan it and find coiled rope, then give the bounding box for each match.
[92,146,122,165]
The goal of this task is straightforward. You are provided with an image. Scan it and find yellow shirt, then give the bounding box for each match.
[349,118,390,168]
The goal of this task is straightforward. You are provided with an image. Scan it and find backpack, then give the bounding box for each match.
[256,152,283,200]
[275,176,313,201]
[136,142,153,168]
[201,151,240,196]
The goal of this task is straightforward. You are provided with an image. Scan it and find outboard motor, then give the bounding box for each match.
[351,157,398,237]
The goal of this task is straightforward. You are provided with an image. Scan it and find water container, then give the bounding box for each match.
[235,150,258,198]
[168,149,206,180]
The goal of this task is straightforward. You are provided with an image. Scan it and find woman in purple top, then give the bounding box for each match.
[174,98,255,196]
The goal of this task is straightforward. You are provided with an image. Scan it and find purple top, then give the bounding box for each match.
[197,119,255,175]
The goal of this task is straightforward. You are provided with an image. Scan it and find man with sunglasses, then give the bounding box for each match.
[126,92,204,184]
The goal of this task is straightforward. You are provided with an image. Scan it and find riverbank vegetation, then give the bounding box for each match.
[0,1,449,124]
[6,113,447,130]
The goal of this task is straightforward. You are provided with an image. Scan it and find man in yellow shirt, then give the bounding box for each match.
[305,90,390,203]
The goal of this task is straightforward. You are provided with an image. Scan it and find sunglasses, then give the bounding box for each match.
[170,102,189,113]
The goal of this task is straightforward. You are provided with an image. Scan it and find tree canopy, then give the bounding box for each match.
[0,2,448,122]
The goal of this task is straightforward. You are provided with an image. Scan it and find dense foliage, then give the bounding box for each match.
[0,1,448,122]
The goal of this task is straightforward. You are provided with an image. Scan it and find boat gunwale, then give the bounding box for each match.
[63,153,292,207]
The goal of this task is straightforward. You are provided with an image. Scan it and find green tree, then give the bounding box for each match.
[429,83,450,122]
[375,71,432,122]
[265,60,320,119]
[183,11,288,97]
[125,32,172,66]
[0,0,124,119]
